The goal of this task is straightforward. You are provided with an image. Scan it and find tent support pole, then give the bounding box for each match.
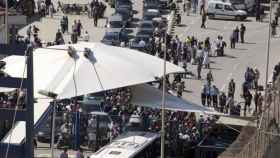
[161,32,168,158]
[51,101,56,158]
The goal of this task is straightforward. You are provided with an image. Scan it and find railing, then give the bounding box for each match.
[220,75,280,158]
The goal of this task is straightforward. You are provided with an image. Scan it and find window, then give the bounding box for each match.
[224,5,234,11]
[215,4,223,10]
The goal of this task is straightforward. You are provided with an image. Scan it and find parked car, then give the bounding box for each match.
[106,13,125,28]
[143,9,160,20]
[37,116,63,143]
[115,7,133,25]
[80,93,105,112]
[115,0,133,11]
[138,20,155,32]
[143,0,160,10]
[207,0,247,21]
[101,28,129,46]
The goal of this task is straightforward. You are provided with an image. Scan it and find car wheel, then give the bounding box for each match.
[235,16,242,21]
[208,14,215,19]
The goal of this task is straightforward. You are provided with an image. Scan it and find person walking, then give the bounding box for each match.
[254,91,260,114]
[219,92,227,113]
[230,30,236,49]
[271,20,277,36]
[201,85,207,106]
[197,57,203,79]
[55,29,64,45]
[201,12,207,28]
[83,31,90,42]
[75,148,84,158]
[206,70,213,84]
[71,30,78,44]
[60,149,69,158]
[65,16,69,33]
[49,2,54,18]
[60,17,66,34]
[234,26,239,43]
[240,23,246,43]
[202,47,210,68]
[199,0,206,15]
[228,79,236,98]
[77,20,83,37]
[93,5,99,27]
[211,85,219,109]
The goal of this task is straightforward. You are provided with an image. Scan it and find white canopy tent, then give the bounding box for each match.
[3,42,184,99]
[1,42,185,144]
[130,84,217,115]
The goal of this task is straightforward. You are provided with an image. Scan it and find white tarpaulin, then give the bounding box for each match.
[130,84,218,114]
[3,42,184,99]
[1,42,184,144]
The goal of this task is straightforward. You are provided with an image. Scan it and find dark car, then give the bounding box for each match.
[37,117,63,143]
[101,28,129,46]
[143,9,160,21]
[143,0,160,10]
[115,7,133,25]
[138,20,154,31]
[115,0,133,11]
[136,28,154,37]
[107,13,125,28]
[135,28,153,43]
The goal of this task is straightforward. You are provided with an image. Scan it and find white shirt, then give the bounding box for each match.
[83,33,90,41]
[139,40,146,47]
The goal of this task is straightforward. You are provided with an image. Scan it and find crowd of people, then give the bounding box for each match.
[52,86,216,156]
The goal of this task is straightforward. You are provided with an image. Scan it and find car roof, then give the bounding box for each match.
[90,111,109,116]
[106,28,122,33]
[105,31,120,36]
[209,0,231,5]
[109,14,123,21]
[139,20,153,24]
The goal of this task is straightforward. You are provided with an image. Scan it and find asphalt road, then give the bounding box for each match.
[175,6,280,109]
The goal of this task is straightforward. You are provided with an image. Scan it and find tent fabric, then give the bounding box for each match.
[130,84,217,114]
[3,42,184,99]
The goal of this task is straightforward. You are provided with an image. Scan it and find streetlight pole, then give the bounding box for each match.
[5,0,8,44]
[258,0,273,129]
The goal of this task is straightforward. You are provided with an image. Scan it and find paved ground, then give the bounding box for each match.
[20,0,280,157]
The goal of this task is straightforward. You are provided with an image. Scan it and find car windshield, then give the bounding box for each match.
[117,0,132,5]
[110,21,123,28]
[225,5,235,11]
[104,34,119,40]
[137,30,152,35]
[140,23,153,28]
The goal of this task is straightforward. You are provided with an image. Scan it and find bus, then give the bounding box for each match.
[90,131,161,158]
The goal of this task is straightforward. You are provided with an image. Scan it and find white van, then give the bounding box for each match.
[207,1,247,21]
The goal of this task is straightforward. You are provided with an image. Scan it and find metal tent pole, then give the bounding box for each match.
[51,101,56,158]
[160,32,168,158]
[5,0,8,44]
